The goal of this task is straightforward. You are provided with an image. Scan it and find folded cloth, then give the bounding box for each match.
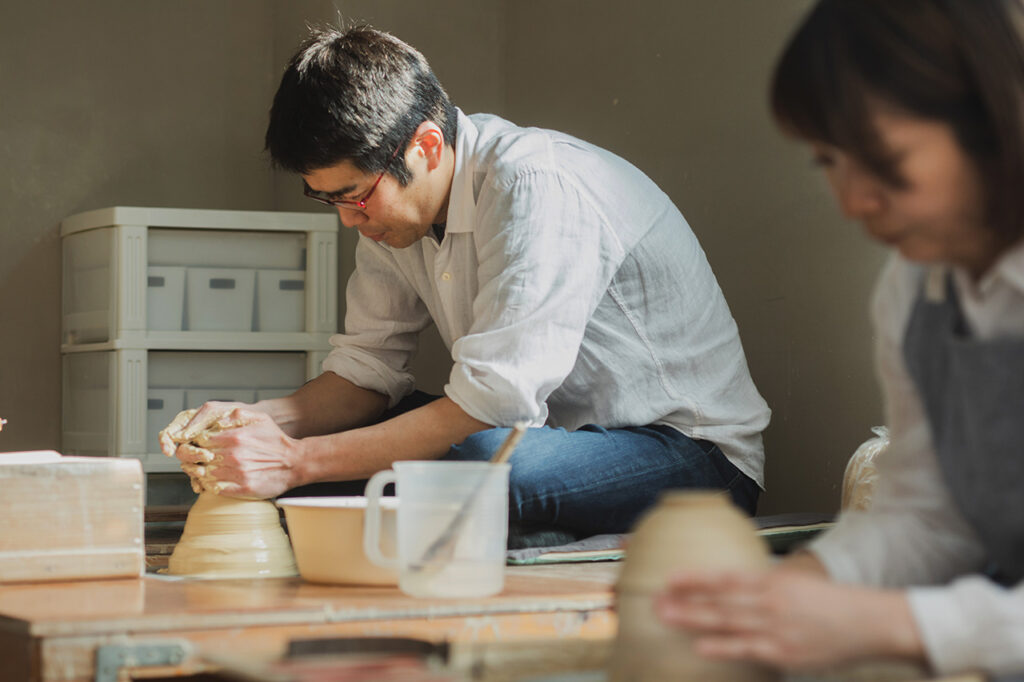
[507,522,580,551]
[504,513,837,565]
[507,533,627,565]
[752,512,834,529]
[753,512,835,555]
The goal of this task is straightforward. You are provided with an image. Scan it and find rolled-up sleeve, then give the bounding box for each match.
[321,237,431,407]
[445,169,624,426]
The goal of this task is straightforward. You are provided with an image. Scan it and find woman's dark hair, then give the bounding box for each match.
[771,0,1024,245]
[265,25,457,186]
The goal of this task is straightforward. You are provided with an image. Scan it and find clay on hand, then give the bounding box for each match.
[159,406,261,495]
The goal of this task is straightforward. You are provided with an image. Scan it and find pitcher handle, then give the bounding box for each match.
[364,470,400,570]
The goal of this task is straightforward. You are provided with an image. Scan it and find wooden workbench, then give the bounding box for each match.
[0,563,619,682]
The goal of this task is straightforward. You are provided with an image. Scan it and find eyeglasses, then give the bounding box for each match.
[303,144,402,211]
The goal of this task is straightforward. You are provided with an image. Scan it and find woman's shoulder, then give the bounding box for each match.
[870,253,925,339]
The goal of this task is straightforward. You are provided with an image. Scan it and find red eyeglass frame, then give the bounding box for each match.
[304,144,403,211]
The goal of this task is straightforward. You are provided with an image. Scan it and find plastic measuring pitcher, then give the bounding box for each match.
[364,460,510,598]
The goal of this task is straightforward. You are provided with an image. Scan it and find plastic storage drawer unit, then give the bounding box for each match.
[186,267,257,332]
[60,206,339,473]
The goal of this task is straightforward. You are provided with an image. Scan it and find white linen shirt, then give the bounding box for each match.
[322,111,770,485]
[810,244,1024,676]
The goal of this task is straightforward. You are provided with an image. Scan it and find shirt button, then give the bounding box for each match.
[441,272,452,281]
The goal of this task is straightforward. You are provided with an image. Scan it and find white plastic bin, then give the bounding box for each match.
[62,350,145,460]
[185,388,257,409]
[147,389,185,453]
[257,269,305,332]
[147,266,186,331]
[149,227,306,270]
[63,352,111,447]
[185,267,256,332]
[62,228,114,344]
[150,351,306,390]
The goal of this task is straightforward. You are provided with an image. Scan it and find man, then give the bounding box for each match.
[163,25,770,542]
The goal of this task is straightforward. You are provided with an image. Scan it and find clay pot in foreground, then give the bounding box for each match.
[609,490,779,682]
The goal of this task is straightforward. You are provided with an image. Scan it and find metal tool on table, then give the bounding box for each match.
[407,421,528,575]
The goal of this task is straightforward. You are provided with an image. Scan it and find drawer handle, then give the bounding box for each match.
[148,398,164,410]
[279,279,304,291]
[148,276,165,287]
[209,278,236,289]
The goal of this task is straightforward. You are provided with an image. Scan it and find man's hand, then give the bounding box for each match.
[159,402,259,459]
[159,403,301,498]
[184,408,304,499]
[159,391,491,498]
[653,568,925,671]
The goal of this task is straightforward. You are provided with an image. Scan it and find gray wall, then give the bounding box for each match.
[0,0,277,454]
[0,1,886,514]
[498,1,889,513]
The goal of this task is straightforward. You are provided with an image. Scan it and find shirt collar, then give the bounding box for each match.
[953,236,1024,298]
[444,108,479,235]
[993,237,1024,294]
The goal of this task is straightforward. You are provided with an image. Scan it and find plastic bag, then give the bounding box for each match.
[841,426,889,511]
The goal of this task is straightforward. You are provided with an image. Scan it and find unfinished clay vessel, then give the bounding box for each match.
[167,492,297,578]
[609,491,778,682]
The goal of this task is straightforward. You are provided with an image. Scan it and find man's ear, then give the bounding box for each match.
[412,121,445,170]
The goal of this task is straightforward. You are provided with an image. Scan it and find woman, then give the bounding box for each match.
[655,0,1024,678]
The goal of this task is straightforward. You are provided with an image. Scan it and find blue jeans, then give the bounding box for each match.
[446,422,759,536]
[283,392,760,537]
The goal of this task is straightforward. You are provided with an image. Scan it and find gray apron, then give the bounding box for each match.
[903,268,1024,681]
[903,267,1024,583]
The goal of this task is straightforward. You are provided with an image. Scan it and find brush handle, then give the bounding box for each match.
[491,421,528,465]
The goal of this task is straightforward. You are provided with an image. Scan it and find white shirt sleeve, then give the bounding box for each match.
[444,167,625,426]
[321,237,431,407]
[908,577,1024,676]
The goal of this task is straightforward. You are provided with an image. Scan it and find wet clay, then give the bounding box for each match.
[167,492,297,578]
